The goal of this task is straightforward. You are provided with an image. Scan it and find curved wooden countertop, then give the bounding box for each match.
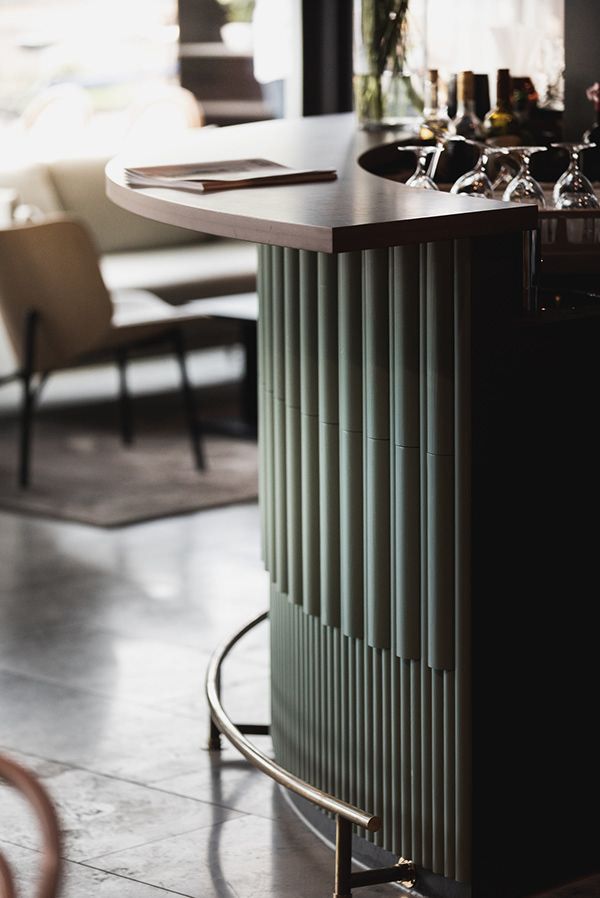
[106,113,537,253]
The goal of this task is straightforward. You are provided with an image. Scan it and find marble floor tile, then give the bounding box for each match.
[84,797,398,898]
[0,671,216,783]
[0,842,182,898]
[1,761,242,862]
[153,746,284,820]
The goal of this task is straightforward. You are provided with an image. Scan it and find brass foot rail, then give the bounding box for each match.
[205,610,417,898]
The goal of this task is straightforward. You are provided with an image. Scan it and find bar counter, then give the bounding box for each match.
[106,114,598,898]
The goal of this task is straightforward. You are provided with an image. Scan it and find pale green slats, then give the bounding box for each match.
[419,244,433,872]
[299,250,320,616]
[284,248,302,605]
[257,243,267,565]
[272,246,287,594]
[454,239,472,882]
[364,248,391,650]
[318,253,341,627]
[263,240,472,886]
[364,640,374,842]
[400,659,412,857]
[393,245,421,660]
[338,251,364,640]
[432,669,445,873]
[444,672,456,880]
[426,241,455,672]
[260,245,275,575]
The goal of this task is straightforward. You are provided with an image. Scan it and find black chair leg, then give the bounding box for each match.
[116,348,134,446]
[173,329,205,471]
[18,311,38,489]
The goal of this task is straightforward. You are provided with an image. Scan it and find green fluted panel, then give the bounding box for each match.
[265,238,473,888]
[257,244,266,565]
[410,659,422,862]
[393,245,421,447]
[363,640,374,843]
[365,437,391,649]
[426,241,455,672]
[400,660,412,857]
[320,422,340,625]
[391,654,401,851]
[284,249,302,604]
[419,244,432,872]
[426,242,454,456]
[299,250,320,615]
[319,626,327,792]
[432,669,445,874]
[395,445,421,658]
[393,245,421,660]
[262,245,275,578]
[444,672,456,881]
[427,453,455,671]
[331,628,346,798]
[454,239,472,882]
[364,248,390,440]
[339,428,364,638]
[272,247,287,593]
[318,254,340,627]
[339,252,364,638]
[355,639,365,817]
[285,407,302,601]
[421,666,433,870]
[364,248,391,650]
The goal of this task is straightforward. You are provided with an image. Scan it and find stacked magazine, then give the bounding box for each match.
[124,158,337,193]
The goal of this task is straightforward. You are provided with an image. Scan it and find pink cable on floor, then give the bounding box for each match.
[0,754,61,898]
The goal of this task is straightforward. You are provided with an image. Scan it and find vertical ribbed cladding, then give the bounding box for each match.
[284,248,302,605]
[364,248,391,651]
[454,239,472,883]
[426,241,456,879]
[339,252,364,640]
[299,251,320,616]
[419,244,432,872]
[272,246,288,594]
[318,254,340,627]
[426,241,455,673]
[392,245,422,660]
[263,245,276,578]
[257,243,266,564]
[265,240,471,888]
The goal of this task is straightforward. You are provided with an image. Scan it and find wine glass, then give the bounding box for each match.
[400,145,440,190]
[502,146,548,206]
[450,143,510,198]
[550,142,599,209]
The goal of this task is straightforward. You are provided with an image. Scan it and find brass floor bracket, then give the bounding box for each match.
[333,815,417,897]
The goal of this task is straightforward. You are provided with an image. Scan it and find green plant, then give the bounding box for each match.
[354,0,422,125]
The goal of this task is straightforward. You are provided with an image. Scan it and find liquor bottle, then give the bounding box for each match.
[483,69,521,144]
[418,69,450,141]
[450,70,484,140]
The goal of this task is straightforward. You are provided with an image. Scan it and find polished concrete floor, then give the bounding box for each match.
[1,502,598,898]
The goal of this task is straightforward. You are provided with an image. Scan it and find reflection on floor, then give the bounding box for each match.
[0,504,598,898]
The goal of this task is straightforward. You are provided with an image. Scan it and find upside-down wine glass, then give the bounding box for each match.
[502,146,548,206]
[551,142,599,208]
[450,142,511,198]
[401,145,440,189]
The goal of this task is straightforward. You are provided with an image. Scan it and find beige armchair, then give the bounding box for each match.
[0,213,222,487]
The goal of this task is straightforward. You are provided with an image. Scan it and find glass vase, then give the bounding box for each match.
[353,0,427,130]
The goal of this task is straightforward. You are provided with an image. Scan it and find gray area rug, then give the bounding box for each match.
[0,394,258,527]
